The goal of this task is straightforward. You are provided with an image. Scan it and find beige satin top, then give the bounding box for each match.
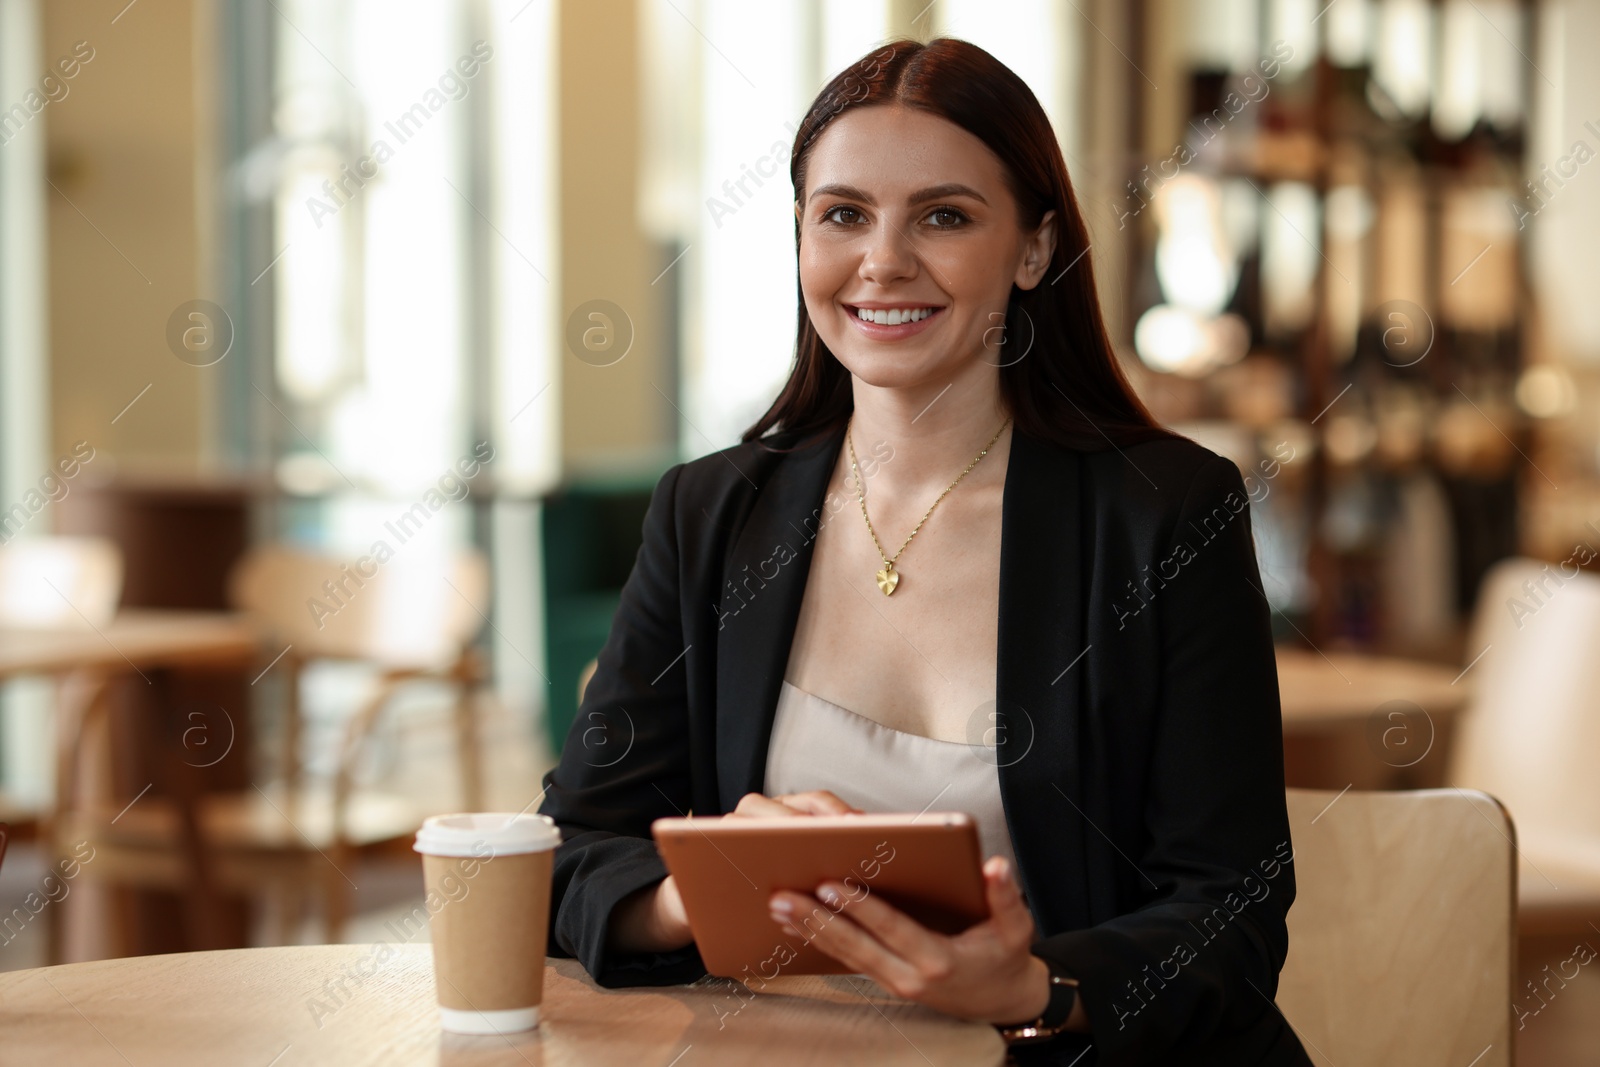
[762,679,1018,868]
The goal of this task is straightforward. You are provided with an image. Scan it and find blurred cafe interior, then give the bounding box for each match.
[1,0,1599,1064]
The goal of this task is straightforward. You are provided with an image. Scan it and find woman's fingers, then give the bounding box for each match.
[769,889,925,995]
[765,860,1047,1021]
[959,856,1036,954]
[730,792,798,818]
[779,790,862,816]
[729,790,862,818]
[813,879,948,964]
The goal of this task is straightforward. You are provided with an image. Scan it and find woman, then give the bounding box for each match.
[538,37,1310,1066]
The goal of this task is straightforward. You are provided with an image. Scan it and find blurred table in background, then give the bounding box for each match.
[1276,646,1470,791]
[0,945,1006,1066]
[0,611,258,678]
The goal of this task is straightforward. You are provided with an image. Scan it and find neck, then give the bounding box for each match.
[844,362,1012,496]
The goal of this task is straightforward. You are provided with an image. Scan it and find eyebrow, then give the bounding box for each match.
[806,182,989,207]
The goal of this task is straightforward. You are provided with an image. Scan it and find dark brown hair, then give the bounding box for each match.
[740,36,1174,453]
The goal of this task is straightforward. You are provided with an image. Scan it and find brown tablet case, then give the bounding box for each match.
[652,812,989,979]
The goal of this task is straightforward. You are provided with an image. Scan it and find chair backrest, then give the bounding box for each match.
[1277,788,1515,1067]
[0,536,122,628]
[228,544,489,668]
[1447,556,1600,842]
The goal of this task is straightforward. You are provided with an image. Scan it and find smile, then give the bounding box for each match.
[843,304,946,339]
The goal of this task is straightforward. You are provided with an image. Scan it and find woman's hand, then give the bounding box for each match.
[609,791,861,954]
[607,872,693,953]
[730,790,864,817]
[768,855,1071,1027]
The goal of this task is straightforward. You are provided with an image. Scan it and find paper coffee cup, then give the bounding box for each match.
[413,812,562,1034]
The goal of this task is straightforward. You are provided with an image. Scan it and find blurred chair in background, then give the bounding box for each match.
[1277,787,1515,1066]
[0,536,125,959]
[52,545,491,949]
[1448,556,1600,936]
[228,545,490,811]
[0,536,122,836]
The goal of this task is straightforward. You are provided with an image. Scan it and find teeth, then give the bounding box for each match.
[855,307,937,325]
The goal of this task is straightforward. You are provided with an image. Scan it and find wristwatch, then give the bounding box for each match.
[995,957,1079,1045]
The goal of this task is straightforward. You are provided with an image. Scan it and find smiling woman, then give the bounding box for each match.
[539,37,1308,1067]
[747,49,1169,457]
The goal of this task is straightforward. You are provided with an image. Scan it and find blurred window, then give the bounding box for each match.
[244,0,558,553]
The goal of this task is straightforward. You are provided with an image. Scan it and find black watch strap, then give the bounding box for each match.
[1040,960,1079,1028]
[995,958,1079,1045]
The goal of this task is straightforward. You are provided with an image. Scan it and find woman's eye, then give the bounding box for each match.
[926,207,966,227]
[822,205,863,225]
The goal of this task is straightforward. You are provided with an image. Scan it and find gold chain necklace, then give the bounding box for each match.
[847,416,1010,596]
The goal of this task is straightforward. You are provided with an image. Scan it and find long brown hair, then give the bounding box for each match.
[741,36,1174,453]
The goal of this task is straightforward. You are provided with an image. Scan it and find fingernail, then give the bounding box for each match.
[996,858,1013,885]
[817,884,842,906]
[769,895,793,917]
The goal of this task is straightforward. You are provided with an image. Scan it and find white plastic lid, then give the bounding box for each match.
[413,812,561,857]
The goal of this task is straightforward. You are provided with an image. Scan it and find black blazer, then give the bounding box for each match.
[538,421,1313,1067]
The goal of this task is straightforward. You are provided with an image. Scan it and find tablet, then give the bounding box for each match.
[651,811,989,979]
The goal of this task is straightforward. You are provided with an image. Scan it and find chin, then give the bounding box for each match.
[832,341,974,390]
[829,349,928,389]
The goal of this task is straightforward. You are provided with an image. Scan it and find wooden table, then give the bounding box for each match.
[1275,647,1470,789]
[0,609,260,679]
[0,944,1007,1066]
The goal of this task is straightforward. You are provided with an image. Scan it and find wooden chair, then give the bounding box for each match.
[1277,787,1516,1066]
[226,545,490,811]
[0,535,123,837]
[51,544,491,949]
[0,537,125,958]
[1446,556,1600,935]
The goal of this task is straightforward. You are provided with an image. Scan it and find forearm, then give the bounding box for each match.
[1033,901,1286,1054]
[544,831,705,987]
[605,877,694,954]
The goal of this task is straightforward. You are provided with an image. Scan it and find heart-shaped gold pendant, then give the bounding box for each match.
[876,565,899,596]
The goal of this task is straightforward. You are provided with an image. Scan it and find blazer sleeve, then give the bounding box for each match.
[536,461,709,988]
[1032,454,1299,1064]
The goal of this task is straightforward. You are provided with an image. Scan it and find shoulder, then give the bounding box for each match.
[662,428,838,499]
[1069,431,1249,518]
[1088,431,1235,495]
[654,426,831,509]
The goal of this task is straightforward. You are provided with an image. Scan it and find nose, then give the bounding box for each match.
[857,220,918,287]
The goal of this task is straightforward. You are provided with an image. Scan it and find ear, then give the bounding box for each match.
[1014,209,1058,291]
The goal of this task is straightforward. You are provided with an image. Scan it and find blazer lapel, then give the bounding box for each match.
[714,425,847,812]
[996,431,1092,933]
